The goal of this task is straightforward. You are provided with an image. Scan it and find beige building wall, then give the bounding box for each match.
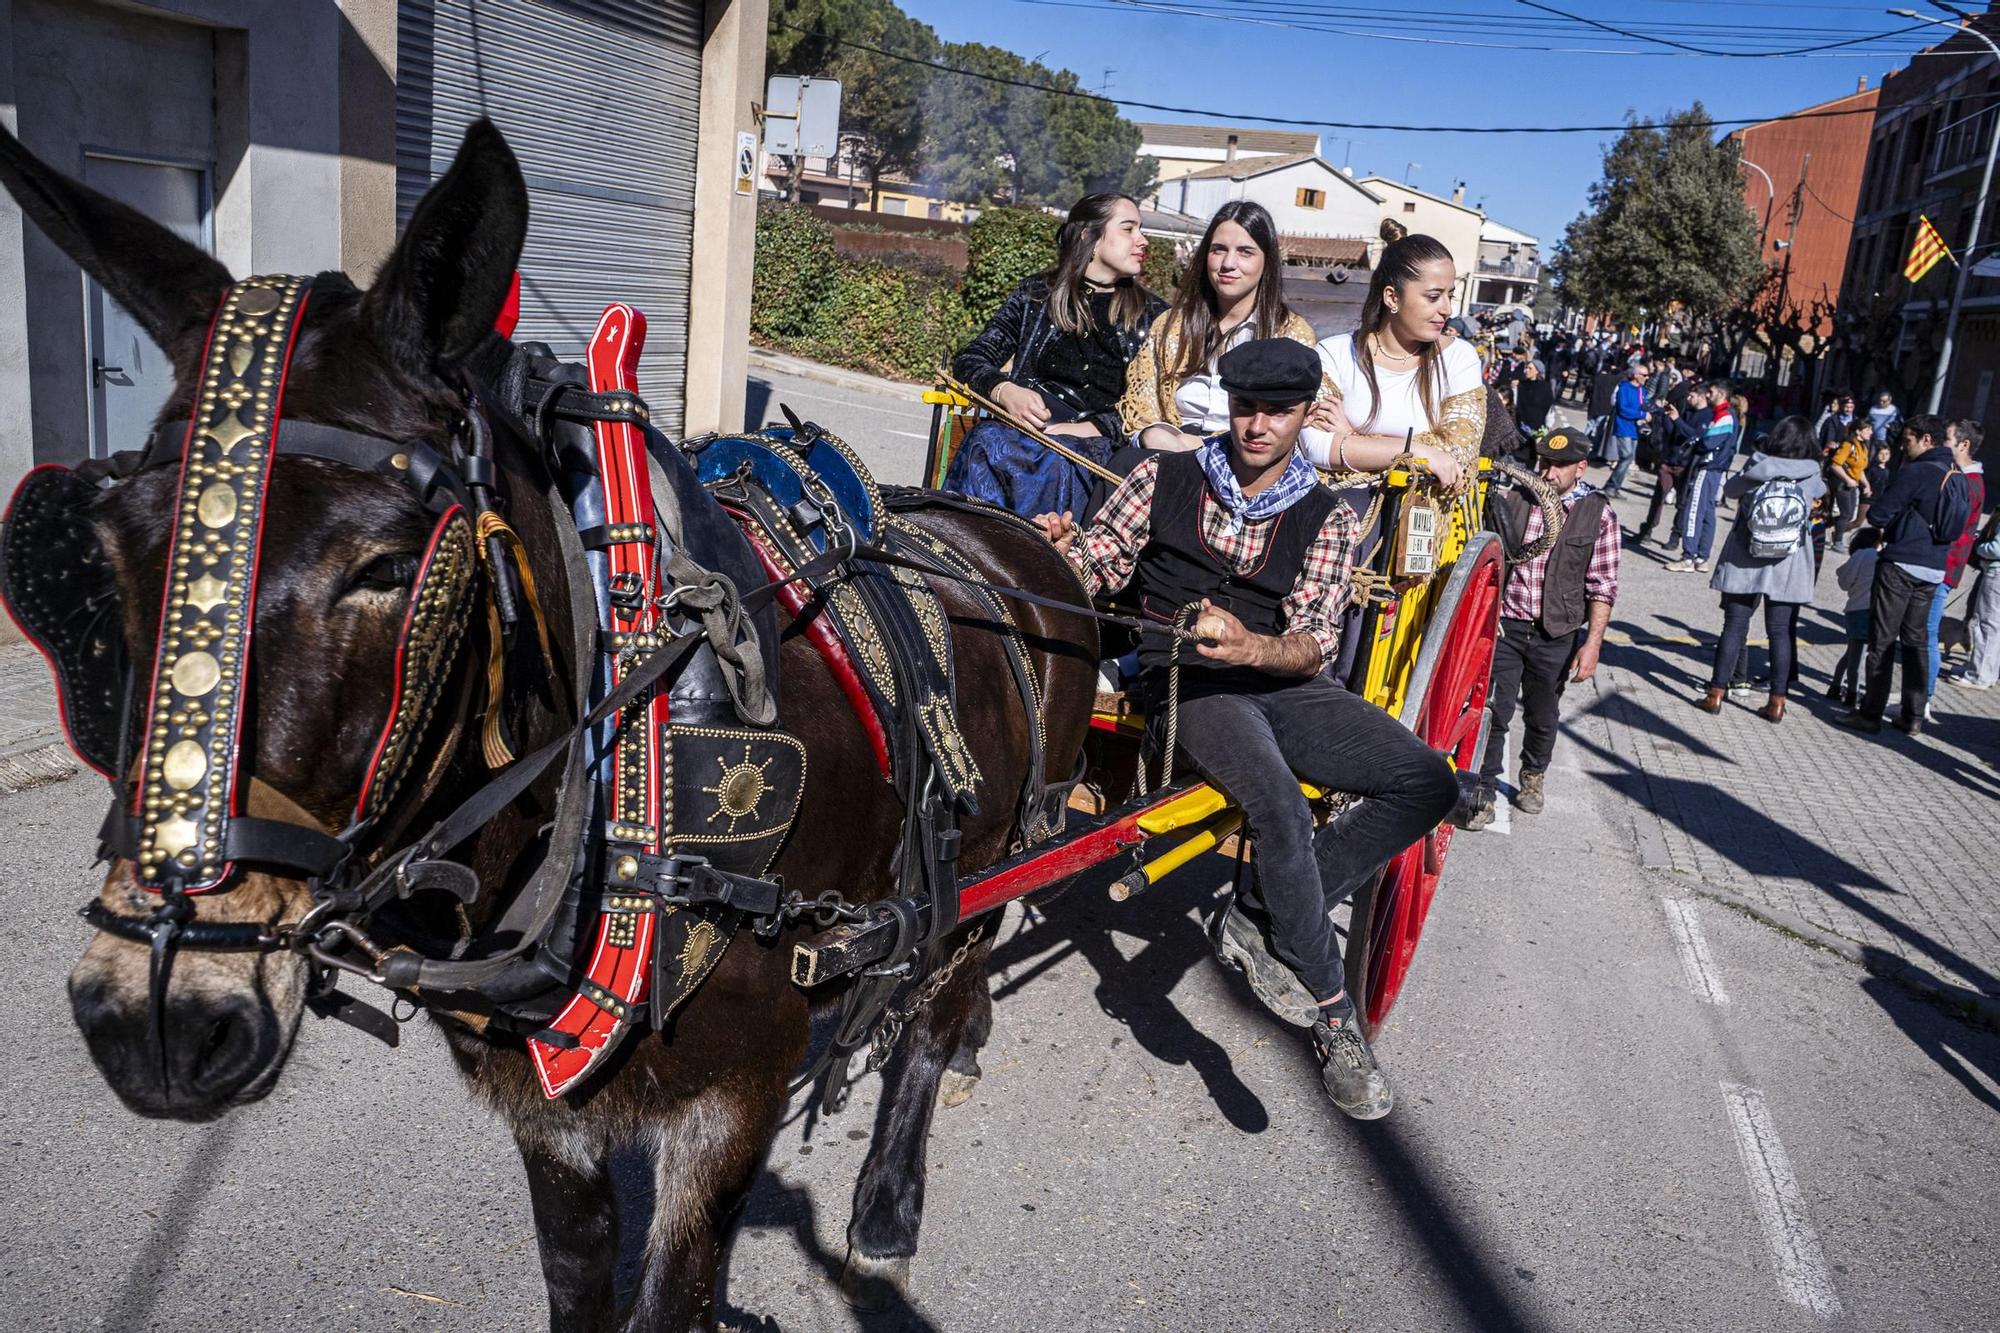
[1358,178,1484,312]
[684,0,769,437]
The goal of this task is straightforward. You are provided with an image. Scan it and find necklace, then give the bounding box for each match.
[1373,334,1420,365]
[1083,276,1118,293]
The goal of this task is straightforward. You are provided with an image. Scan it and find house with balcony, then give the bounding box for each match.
[1357,177,1484,311]
[1472,220,1541,313]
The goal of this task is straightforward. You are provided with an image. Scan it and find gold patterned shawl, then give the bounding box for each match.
[1116,308,1326,440]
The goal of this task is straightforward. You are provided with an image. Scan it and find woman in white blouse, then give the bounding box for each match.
[1310,233,1484,493]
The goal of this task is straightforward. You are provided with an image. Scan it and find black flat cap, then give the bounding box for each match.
[1535,426,1591,463]
[1219,338,1321,407]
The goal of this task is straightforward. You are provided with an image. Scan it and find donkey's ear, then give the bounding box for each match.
[364,120,527,373]
[0,124,231,369]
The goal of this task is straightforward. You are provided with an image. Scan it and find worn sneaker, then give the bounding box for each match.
[1514,770,1546,815]
[1663,558,1698,573]
[1209,899,1318,1028]
[1312,998,1393,1121]
[1463,794,1496,832]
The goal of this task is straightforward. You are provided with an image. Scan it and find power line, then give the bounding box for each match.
[1803,178,1859,224]
[1513,0,1924,56]
[773,20,1930,133]
[1029,0,1940,57]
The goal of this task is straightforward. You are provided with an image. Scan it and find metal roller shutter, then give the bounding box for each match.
[396,0,703,433]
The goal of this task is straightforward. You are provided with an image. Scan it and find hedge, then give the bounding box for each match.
[802,258,970,383]
[751,202,1178,382]
[750,205,839,343]
[961,207,1059,326]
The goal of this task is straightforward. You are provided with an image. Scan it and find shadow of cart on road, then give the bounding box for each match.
[984,853,1274,1135]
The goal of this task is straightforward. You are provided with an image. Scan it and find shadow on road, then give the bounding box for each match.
[100,1117,243,1330]
[731,1173,942,1332]
[1332,1107,1547,1333]
[985,855,1273,1134]
[744,377,773,433]
[1859,955,2000,1117]
[1568,695,2000,1003]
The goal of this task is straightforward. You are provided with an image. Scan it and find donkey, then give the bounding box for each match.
[0,121,1096,1330]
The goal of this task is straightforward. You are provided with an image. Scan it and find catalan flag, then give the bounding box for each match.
[1905,215,1953,283]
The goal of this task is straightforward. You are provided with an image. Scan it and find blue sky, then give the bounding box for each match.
[894,0,1948,245]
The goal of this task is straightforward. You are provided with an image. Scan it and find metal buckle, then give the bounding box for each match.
[609,570,644,613]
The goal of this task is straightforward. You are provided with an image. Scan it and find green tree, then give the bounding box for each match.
[1551,105,1762,327]
[769,0,939,209]
[917,42,1155,207]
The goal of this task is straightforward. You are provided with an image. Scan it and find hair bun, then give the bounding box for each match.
[1379,218,1409,243]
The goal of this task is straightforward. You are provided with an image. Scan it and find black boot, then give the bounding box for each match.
[1312,996,1394,1121]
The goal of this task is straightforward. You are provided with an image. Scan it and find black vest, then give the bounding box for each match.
[1497,488,1610,638]
[1134,450,1338,675]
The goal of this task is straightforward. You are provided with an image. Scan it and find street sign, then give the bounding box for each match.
[764,76,841,158]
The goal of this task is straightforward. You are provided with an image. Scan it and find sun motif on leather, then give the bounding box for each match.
[702,746,773,833]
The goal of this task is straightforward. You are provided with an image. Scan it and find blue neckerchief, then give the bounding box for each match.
[1197,433,1319,536]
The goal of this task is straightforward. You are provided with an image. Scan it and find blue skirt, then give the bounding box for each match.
[941,420,1112,520]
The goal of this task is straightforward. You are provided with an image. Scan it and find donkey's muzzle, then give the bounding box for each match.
[69,975,278,1121]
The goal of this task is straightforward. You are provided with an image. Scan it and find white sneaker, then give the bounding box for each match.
[1925,701,1937,722]
[1959,677,1994,690]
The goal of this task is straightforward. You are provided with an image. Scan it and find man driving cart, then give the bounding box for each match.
[1034,338,1459,1120]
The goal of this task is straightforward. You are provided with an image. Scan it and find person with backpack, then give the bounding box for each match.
[1838,413,1971,736]
[1693,416,1825,723]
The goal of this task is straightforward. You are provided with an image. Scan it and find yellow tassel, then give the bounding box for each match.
[474,511,559,769]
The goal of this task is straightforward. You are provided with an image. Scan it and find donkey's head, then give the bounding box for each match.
[0,122,529,1119]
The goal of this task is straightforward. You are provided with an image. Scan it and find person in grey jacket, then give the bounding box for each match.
[1694,416,1826,723]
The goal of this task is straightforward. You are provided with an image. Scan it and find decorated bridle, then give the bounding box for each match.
[4,275,494,1024]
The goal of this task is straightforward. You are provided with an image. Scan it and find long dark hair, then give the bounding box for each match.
[1763,415,1817,460]
[1168,200,1289,378]
[1046,193,1150,337]
[1350,233,1454,432]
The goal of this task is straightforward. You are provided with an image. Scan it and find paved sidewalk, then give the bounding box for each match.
[1536,407,2000,1003]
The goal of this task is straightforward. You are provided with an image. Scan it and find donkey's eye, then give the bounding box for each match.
[344,552,421,598]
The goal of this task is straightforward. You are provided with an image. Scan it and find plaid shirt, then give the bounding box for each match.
[1066,454,1361,667]
[1500,481,1621,622]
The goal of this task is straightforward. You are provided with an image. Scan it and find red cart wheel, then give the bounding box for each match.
[1343,530,1502,1039]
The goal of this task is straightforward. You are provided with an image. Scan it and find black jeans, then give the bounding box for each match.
[1173,674,1459,1001]
[1478,618,1579,787]
[1859,560,1941,722]
[1639,461,1686,539]
[1710,594,1801,696]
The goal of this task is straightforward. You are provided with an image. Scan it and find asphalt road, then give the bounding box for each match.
[3,366,1998,1331]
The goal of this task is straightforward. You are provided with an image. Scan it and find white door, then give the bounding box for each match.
[82,154,211,458]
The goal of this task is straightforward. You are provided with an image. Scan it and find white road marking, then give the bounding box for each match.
[1720,1082,1843,1322]
[1661,897,1729,1005]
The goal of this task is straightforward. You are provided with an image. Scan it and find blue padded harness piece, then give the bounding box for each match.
[693,429,880,551]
